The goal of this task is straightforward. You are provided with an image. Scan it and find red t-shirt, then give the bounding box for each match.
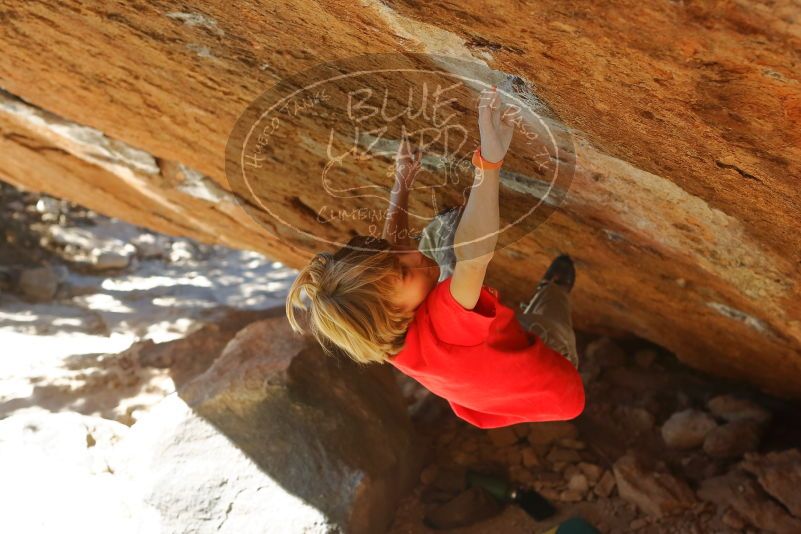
[387,276,585,429]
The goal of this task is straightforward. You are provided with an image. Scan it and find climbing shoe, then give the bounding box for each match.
[520,254,575,314]
[540,254,575,292]
[436,204,462,217]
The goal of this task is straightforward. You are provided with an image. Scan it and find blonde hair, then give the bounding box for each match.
[285,236,416,364]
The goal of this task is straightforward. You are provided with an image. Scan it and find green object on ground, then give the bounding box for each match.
[466,469,556,520]
[555,516,599,534]
[465,470,510,501]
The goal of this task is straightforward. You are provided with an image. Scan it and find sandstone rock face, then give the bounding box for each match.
[125,317,421,534]
[742,449,801,518]
[612,454,696,518]
[699,470,801,534]
[1,2,800,396]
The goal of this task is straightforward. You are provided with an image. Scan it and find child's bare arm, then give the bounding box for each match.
[451,86,518,309]
[382,134,421,248]
[454,86,517,264]
[382,182,410,247]
[453,165,501,266]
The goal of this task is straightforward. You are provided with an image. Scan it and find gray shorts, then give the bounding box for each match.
[515,281,579,368]
[417,205,463,283]
[416,206,579,367]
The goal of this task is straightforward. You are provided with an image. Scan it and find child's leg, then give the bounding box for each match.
[417,205,464,282]
[516,280,579,368]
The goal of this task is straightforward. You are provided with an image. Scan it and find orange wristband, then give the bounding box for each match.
[472,148,503,170]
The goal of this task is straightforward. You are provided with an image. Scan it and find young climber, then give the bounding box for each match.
[286,85,584,429]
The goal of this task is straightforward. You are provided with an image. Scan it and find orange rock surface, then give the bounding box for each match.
[0,1,799,395]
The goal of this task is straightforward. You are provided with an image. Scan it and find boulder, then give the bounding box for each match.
[699,470,801,534]
[578,462,603,484]
[721,509,747,530]
[594,470,617,498]
[584,337,627,369]
[612,454,696,517]
[17,265,59,302]
[742,449,801,519]
[487,426,520,447]
[527,421,579,446]
[546,447,582,465]
[521,447,540,468]
[559,488,585,502]
[614,405,656,433]
[46,224,135,271]
[131,233,172,259]
[567,473,589,495]
[661,409,717,449]
[707,395,771,424]
[91,249,131,270]
[1,2,800,398]
[703,420,763,459]
[122,317,422,534]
